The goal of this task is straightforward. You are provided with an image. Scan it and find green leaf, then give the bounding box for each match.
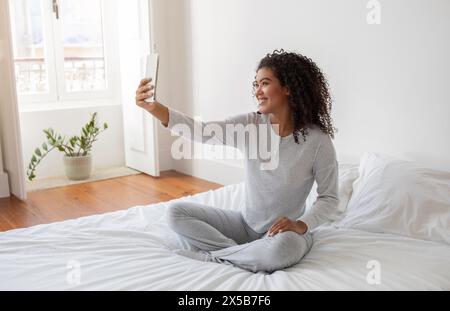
[35,148,42,157]
[42,143,48,151]
[32,155,37,163]
[103,123,108,129]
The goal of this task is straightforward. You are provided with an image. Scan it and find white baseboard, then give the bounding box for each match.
[0,172,9,198]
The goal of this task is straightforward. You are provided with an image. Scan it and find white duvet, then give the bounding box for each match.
[1,182,449,290]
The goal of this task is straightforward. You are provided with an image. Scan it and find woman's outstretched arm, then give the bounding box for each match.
[135,78,253,151]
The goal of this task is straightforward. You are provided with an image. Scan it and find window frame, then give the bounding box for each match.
[11,0,119,106]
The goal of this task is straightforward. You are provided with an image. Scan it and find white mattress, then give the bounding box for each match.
[1,182,449,290]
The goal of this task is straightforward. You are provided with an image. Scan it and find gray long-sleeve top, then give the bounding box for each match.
[162,107,340,234]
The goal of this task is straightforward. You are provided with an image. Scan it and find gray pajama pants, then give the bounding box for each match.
[166,201,313,273]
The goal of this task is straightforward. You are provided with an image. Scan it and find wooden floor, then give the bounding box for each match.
[0,170,223,232]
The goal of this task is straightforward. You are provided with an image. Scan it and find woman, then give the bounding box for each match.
[135,49,340,273]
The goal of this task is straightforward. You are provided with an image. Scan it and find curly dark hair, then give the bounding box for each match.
[255,48,337,144]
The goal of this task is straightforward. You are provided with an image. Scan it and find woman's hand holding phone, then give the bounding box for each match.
[135,78,157,111]
[135,78,169,127]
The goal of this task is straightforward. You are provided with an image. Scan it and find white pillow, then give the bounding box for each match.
[335,152,450,245]
[305,163,359,215]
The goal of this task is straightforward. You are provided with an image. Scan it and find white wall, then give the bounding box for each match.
[162,0,450,185]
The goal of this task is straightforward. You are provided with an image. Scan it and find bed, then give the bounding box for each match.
[1,153,449,290]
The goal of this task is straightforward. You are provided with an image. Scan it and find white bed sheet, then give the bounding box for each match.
[1,182,449,290]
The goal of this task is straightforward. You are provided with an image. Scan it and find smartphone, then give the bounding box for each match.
[145,53,159,103]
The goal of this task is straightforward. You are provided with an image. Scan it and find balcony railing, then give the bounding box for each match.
[14,57,106,94]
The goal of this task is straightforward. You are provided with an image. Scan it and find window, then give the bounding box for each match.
[9,0,50,96]
[8,0,117,105]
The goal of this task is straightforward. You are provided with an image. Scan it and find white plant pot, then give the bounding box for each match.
[63,154,92,181]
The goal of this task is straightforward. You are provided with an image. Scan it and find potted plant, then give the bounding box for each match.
[27,112,108,181]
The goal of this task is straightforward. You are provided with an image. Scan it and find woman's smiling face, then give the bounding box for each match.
[253,67,290,114]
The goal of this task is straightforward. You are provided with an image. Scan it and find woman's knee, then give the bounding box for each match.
[259,231,309,272]
[166,202,187,229]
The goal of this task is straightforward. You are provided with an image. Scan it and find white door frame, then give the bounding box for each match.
[0,0,27,200]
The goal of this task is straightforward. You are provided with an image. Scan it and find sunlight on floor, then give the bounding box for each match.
[26,166,141,192]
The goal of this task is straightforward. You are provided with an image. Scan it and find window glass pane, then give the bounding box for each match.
[9,0,49,95]
[59,0,107,92]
